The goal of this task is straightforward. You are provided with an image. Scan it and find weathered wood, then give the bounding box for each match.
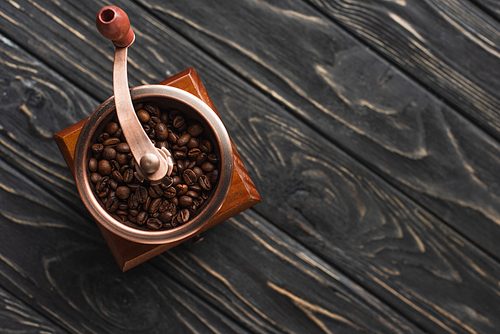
[1,1,500,333]
[133,0,500,258]
[0,23,421,333]
[473,0,500,20]
[153,210,424,334]
[305,0,500,140]
[0,286,64,333]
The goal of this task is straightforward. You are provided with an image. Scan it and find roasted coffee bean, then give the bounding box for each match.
[137,211,148,225]
[110,160,120,171]
[196,152,207,165]
[96,176,109,193]
[144,103,160,117]
[172,115,185,128]
[135,186,148,203]
[98,132,110,143]
[158,200,170,212]
[183,169,198,185]
[178,209,190,224]
[103,137,120,147]
[199,175,211,190]
[147,218,162,230]
[116,186,131,200]
[177,133,191,147]
[155,122,168,140]
[92,143,104,157]
[189,184,202,192]
[105,196,119,212]
[149,198,162,214]
[172,176,182,187]
[116,142,130,153]
[186,190,199,198]
[143,124,151,133]
[91,173,102,184]
[114,128,123,138]
[187,122,204,137]
[115,209,128,216]
[209,169,219,184]
[188,148,201,160]
[207,153,219,164]
[137,109,150,123]
[97,188,109,198]
[105,122,119,135]
[201,162,215,172]
[148,129,156,139]
[128,194,139,209]
[179,195,193,207]
[149,185,163,198]
[122,168,134,183]
[176,184,188,196]
[89,158,98,172]
[187,137,199,149]
[170,197,179,207]
[172,144,187,152]
[129,209,139,217]
[116,153,129,165]
[158,211,173,224]
[173,151,187,160]
[168,130,179,143]
[192,167,204,179]
[118,202,128,211]
[164,186,176,199]
[111,170,123,183]
[128,214,137,224]
[142,196,151,211]
[161,176,174,188]
[176,159,185,173]
[109,179,118,190]
[201,191,209,200]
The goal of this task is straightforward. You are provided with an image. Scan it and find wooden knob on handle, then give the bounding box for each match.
[96,6,135,47]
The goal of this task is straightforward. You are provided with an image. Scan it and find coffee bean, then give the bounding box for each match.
[177,133,191,147]
[186,160,197,170]
[116,142,130,153]
[188,148,201,160]
[183,169,198,185]
[176,184,188,196]
[172,176,182,187]
[149,198,162,214]
[137,211,148,225]
[111,170,123,183]
[168,130,179,144]
[147,218,162,230]
[161,176,174,188]
[187,137,199,149]
[156,141,169,150]
[201,162,215,172]
[178,209,190,224]
[118,202,128,211]
[207,153,219,164]
[176,159,185,173]
[95,176,109,193]
[155,122,169,140]
[98,132,110,143]
[170,197,179,207]
[105,122,119,135]
[193,167,204,179]
[158,211,173,224]
[103,137,120,147]
[173,151,187,160]
[179,195,193,207]
[199,175,211,190]
[91,173,102,184]
[196,152,207,165]
[128,193,139,209]
[129,209,139,217]
[116,186,131,200]
[187,122,204,137]
[209,169,219,184]
[137,109,150,123]
[189,184,202,192]
[172,115,185,128]
[164,186,176,199]
[135,186,148,203]
[116,153,129,165]
[144,103,160,117]
[186,190,199,198]
[105,196,119,212]
[110,160,120,171]
[122,168,134,183]
[98,159,112,176]
[128,215,137,223]
[89,158,98,172]
[149,185,163,198]
[142,196,151,211]
[92,143,104,157]
[109,179,118,190]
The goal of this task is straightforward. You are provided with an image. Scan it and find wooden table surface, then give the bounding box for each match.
[1,0,499,333]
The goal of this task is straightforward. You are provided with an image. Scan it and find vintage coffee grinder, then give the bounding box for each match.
[54,6,261,271]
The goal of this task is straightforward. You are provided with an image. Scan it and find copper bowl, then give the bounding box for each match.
[74,85,233,244]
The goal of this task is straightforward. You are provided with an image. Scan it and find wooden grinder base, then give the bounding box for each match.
[54,68,261,271]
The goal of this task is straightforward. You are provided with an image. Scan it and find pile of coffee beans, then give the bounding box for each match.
[88,102,219,230]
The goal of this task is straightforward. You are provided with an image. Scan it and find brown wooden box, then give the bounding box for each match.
[54,68,261,271]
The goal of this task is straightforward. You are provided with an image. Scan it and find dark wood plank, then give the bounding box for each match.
[153,210,424,334]
[305,0,500,140]
[472,0,500,20]
[0,286,65,333]
[0,24,420,334]
[133,0,500,259]
[1,1,499,333]
[0,157,250,334]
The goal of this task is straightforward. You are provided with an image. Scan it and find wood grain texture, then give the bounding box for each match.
[472,0,500,20]
[1,0,499,333]
[306,0,500,140]
[0,8,421,334]
[0,286,64,333]
[153,210,424,334]
[134,0,500,260]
